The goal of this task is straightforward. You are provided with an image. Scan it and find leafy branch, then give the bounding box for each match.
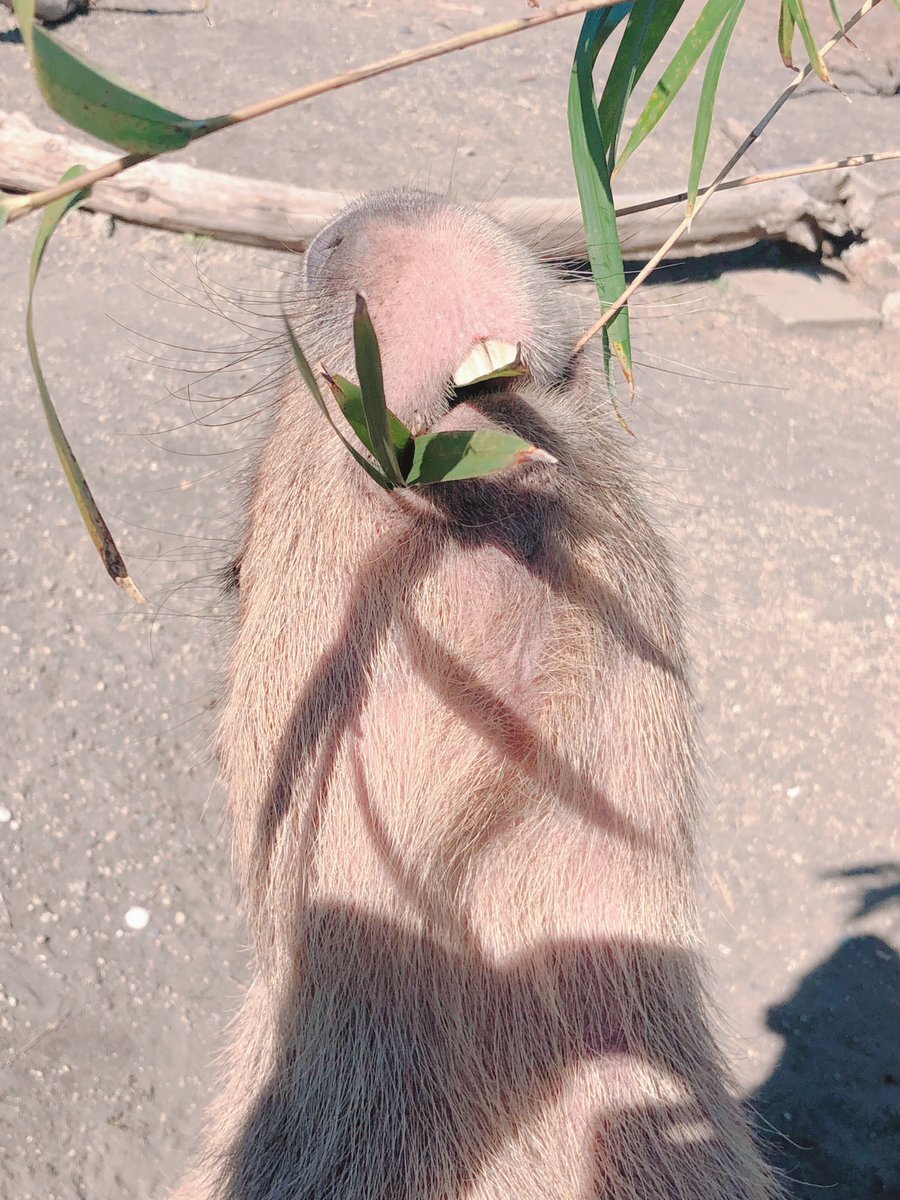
[2,0,895,598]
[574,0,887,355]
[1,0,627,224]
[2,0,621,599]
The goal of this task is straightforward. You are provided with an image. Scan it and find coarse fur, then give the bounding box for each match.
[173,190,779,1199]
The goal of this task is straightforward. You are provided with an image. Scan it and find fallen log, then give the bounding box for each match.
[0,109,876,259]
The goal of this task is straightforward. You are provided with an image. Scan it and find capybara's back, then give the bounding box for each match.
[174,190,778,1200]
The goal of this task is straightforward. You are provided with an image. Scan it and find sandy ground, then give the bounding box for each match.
[0,2,898,1198]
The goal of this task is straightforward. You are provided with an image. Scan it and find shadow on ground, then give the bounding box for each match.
[558,238,857,289]
[748,866,900,1199]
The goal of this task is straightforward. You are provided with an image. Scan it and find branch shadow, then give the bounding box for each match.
[560,241,854,289]
[252,396,683,891]
[90,4,201,14]
[821,862,900,921]
[224,906,763,1199]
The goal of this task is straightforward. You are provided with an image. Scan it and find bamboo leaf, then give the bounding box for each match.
[778,0,796,69]
[352,295,405,487]
[11,0,211,153]
[327,373,414,478]
[568,8,633,390]
[686,0,745,221]
[615,0,734,175]
[829,0,845,30]
[405,430,556,487]
[284,320,391,490]
[599,0,684,173]
[27,166,146,602]
[784,0,831,82]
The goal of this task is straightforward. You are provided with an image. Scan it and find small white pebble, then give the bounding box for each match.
[125,906,150,931]
[173,911,186,926]
[786,786,801,799]
[0,807,11,823]
[9,820,21,832]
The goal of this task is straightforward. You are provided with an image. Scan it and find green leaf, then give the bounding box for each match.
[327,373,414,477]
[352,295,405,487]
[405,430,555,487]
[829,0,845,31]
[284,320,391,490]
[686,0,745,221]
[11,0,210,153]
[27,166,146,603]
[568,8,633,389]
[615,0,734,174]
[778,0,796,69]
[477,363,526,382]
[288,323,549,490]
[598,0,684,174]
[783,0,831,82]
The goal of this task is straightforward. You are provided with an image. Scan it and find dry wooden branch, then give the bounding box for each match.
[0,111,877,259]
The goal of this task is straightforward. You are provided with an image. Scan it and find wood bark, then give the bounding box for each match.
[0,109,875,259]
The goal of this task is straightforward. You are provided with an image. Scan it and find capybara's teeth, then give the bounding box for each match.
[451,342,493,387]
[451,339,519,388]
[484,339,519,373]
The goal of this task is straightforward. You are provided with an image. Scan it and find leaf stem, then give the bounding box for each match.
[575,0,883,354]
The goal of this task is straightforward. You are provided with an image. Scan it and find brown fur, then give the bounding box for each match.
[174,190,779,1199]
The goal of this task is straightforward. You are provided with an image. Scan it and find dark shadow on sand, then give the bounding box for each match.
[748,881,900,1200]
[561,239,857,290]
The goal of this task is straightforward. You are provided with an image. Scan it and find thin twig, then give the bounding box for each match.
[3,0,623,224]
[614,149,900,219]
[220,0,628,129]
[575,0,883,354]
[5,1010,70,1066]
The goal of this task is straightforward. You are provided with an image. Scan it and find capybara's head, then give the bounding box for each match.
[300,189,571,431]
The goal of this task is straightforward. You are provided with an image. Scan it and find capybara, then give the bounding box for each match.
[173,189,778,1200]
